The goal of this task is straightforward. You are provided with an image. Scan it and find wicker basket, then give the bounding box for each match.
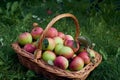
[12,13,102,80]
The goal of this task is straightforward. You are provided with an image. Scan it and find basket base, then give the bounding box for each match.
[12,43,102,80]
[18,53,88,80]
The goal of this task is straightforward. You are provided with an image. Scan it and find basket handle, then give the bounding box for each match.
[35,13,80,60]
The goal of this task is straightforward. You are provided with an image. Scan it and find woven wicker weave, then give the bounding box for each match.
[12,13,102,80]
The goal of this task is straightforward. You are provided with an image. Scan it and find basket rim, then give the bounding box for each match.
[12,42,102,79]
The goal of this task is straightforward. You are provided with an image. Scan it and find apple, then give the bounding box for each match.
[54,56,69,70]
[18,32,32,46]
[59,46,74,59]
[72,54,77,59]
[42,38,55,51]
[54,36,64,45]
[23,43,36,53]
[46,27,58,38]
[69,56,84,71]
[64,40,79,52]
[31,27,43,40]
[58,32,65,40]
[78,51,90,64]
[32,41,38,47]
[47,9,52,15]
[33,22,39,27]
[42,51,56,62]
[54,44,64,55]
[64,35,74,41]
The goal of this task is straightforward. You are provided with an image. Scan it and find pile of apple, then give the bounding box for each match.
[18,23,95,71]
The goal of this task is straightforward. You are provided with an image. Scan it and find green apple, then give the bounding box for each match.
[54,36,64,45]
[42,38,55,51]
[18,32,32,46]
[42,51,56,63]
[59,46,74,59]
[54,44,64,55]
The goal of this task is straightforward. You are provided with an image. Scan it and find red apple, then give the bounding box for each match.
[46,27,58,38]
[18,32,32,46]
[42,51,56,62]
[64,35,74,41]
[54,36,64,45]
[58,32,65,40]
[31,27,43,40]
[32,41,38,47]
[47,10,52,15]
[72,54,77,59]
[69,56,84,71]
[59,46,74,59]
[64,40,79,52]
[42,38,55,51]
[23,43,36,53]
[78,51,90,64]
[54,56,69,70]
[54,44,64,55]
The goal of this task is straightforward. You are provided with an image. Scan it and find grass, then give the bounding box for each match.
[0,0,120,80]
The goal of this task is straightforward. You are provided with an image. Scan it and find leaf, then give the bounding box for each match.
[6,2,11,11]
[11,1,19,15]
[23,13,32,23]
[87,48,95,64]
[0,8,3,14]
[99,49,108,60]
[0,56,5,62]
[26,70,35,77]
[0,61,4,65]
[116,47,120,58]
[47,60,54,65]
[77,36,92,48]
[42,38,49,49]
[6,2,11,16]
